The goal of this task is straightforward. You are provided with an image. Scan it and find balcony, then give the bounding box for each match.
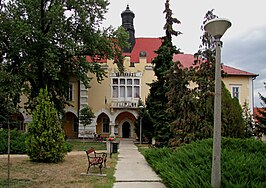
[110,100,138,109]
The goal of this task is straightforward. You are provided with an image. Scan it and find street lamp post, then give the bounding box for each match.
[204,18,231,188]
[139,105,144,144]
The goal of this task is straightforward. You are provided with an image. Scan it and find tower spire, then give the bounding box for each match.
[121,5,135,53]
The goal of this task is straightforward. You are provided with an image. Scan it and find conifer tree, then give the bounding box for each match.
[255,83,266,135]
[26,88,67,163]
[166,10,245,146]
[242,101,255,138]
[194,10,245,140]
[135,99,153,143]
[193,10,218,139]
[146,0,181,146]
[221,83,245,138]
[166,62,198,145]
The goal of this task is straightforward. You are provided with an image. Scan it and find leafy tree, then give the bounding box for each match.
[26,88,67,163]
[0,0,129,114]
[79,105,95,138]
[146,0,182,147]
[0,67,22,127]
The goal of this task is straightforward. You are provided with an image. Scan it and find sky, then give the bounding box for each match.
[102,0,266,107]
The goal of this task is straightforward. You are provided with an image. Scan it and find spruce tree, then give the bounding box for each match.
[194,10,245,140]
[166,62,198,145]
[26,88,67,163]
[242,101,255,138]
[255,83,266,135]
[193,10,218,140]
[146,0,181,146]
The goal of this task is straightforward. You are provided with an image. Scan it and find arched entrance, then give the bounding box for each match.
[122,121,131,138]
[96,113,110,138]
[62,112,78,139]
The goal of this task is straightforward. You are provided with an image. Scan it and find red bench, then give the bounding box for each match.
[85,148,107,174]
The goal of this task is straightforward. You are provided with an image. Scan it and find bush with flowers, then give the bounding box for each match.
[108,136,115,141]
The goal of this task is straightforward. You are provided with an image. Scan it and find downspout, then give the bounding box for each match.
[78,80,80,137]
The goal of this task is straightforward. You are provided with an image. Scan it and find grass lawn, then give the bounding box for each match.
[67,139,106,151]
[0,152,117,188]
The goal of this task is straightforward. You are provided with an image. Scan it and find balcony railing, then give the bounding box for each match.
[110,100,138,109]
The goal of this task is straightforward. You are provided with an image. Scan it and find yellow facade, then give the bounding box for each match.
[77,54,256,139]
[84,57,155,139]
[223,75,253,108]
[17,5,257,139]
[17,54,256,139]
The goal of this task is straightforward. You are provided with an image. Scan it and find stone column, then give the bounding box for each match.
[110,124,115,137]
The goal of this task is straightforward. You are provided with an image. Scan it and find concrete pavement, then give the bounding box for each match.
[113,139,166,188]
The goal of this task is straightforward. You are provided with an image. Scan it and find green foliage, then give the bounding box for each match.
[66,140,106,151]
[0,0,129,114]
[256,83,266,136]
[135,99,154,143]
[0,129,27,154]
[166,62,201,146]
[0,68,22,124]
[143,138,266,188]
[79,105,95,127]
[146,0,181,147]
[242,101,255,138]
[166,10,245,146]
[26,88,67,163]
[221,83,245,138]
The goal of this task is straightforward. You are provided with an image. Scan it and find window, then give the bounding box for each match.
[113,86,118,98]
[67,83,74,101]
[102,117,110,133]
[134,86,140,98]
[111,78,141,99]
[232,86,240,99]
[73,116,79,132]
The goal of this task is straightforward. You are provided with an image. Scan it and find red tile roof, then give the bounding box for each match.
[254,107,265,124]
[125,38,162,63]
[128,38,256,77]
[173,54,258,77]
[86,55,107,63]
[86,37,257,77]
[222,65,258,77]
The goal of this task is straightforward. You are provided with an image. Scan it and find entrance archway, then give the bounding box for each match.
[122,121,131,138]
[62,112,78,139]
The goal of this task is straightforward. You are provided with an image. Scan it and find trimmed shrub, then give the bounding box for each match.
[0,129,27,154]
[142,138,266,188]
[26,88,67,163]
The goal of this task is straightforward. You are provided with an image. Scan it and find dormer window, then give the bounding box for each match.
[139,51,146,57]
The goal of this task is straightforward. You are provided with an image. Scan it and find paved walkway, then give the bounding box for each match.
[113,139,166,188]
